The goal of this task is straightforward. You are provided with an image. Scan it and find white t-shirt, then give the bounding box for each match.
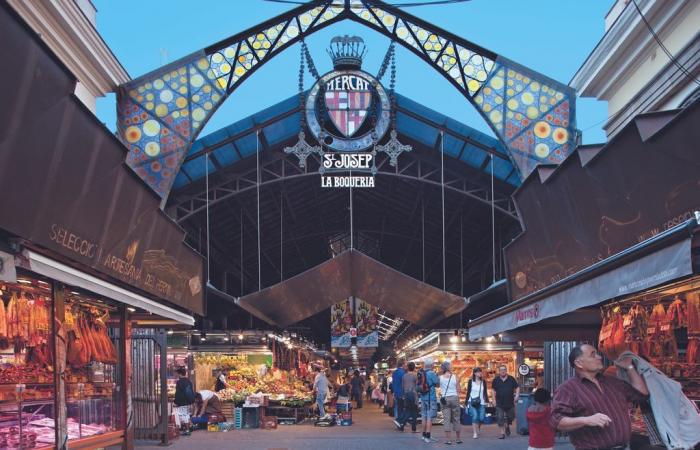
[469,379,486,402]
[440,373,458,397]
[199,390,216,402]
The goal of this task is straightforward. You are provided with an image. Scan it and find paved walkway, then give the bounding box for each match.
[138,404,575,450]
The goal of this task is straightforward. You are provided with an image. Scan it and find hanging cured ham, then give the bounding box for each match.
[687,292,700,336]
[0,296,7,349]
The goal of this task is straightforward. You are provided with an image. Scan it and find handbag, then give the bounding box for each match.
[440,374,452,406]
[470,381,482,408]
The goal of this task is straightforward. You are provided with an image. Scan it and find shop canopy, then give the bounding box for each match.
[236,249,467,329]
[469,98,700,340]
[469,207,697,340]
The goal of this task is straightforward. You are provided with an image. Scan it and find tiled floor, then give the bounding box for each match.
[137,403,575,450]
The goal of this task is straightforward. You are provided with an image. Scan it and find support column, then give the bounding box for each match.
[52,282,67,449]
[121,309,134,450]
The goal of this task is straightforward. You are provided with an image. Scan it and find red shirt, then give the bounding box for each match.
[527,406,555,448]
[550,373,645,449]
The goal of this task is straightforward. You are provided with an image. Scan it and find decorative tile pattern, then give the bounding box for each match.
[117,0,577,197]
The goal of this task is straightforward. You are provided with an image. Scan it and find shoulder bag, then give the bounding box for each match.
[440,374,452,406]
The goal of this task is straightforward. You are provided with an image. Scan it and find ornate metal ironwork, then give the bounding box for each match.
[117,0,578,198]
[284,131,321,168]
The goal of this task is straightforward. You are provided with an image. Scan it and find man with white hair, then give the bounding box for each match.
[418,357,439,443]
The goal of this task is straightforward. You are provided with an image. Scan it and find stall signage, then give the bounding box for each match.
[518,364,530,376]
[514,302,540,326]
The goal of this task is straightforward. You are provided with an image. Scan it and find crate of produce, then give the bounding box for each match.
[336,402,351,412]
[234,407,243,429]
[262,416,278,430]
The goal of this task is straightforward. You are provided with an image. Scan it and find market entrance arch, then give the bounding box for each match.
[117,0,578,198]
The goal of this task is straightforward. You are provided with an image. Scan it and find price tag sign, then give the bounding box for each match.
[518,364,530,376]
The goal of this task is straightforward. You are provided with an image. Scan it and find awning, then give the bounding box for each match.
[469,219,697,340]
[25,250,195,326]
[236,250,466,328]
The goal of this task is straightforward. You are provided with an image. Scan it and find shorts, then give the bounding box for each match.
[496,406,515,426]
[175,405,191,426]
[469,404,486,423]
[420,398,437,419]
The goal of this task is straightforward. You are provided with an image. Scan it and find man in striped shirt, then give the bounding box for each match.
[550,344,648,450]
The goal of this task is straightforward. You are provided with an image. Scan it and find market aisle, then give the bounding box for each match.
[137,404,575,450]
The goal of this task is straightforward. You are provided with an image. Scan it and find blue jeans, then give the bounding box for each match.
[469,404,486,423]
[394,395,404,419]
[316,393,326,417]
[398,392,417,430]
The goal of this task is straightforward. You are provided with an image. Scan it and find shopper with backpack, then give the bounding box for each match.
[174,367,195,436]
[418,357,439,443]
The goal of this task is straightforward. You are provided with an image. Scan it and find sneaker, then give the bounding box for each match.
[393,419,402,430]
[422,436,431,443]
[455,439,463,444]
[472,432,478,439]
[445,441,452,445]
[498,434,505,439]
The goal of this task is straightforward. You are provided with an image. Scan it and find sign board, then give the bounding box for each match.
[518,364,531,376]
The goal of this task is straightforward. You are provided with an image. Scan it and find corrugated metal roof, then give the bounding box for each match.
[172,92,519,190]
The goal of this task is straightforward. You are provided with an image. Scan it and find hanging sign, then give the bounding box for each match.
[518,364,531,376]
[286,36,411,188]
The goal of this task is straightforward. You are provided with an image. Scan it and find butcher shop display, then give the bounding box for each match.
[65,300,118,368]
[0,278,123,448]
[599,286,700,405]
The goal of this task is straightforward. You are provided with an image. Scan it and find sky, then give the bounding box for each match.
[94,0,612,144]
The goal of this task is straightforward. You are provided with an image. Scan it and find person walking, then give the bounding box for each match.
[550,344,648,450]
[313,365,330,419]
[395,361,419,432]
[492,365,520,439]
[173,367,195,436]
[439,361,463,445]
[351,369,365,409]
[418,357,439,443]
[466,367,489,439]
[527,388,555,450]
[391,359,406,420]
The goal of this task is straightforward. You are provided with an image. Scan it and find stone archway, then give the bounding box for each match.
[117,0,578,198]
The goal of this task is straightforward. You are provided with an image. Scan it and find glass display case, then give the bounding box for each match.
[0,274,56,449]
[0,273,127,449]
[64,292,123,443]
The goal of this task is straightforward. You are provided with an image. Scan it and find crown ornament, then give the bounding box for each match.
[327,35,367,70]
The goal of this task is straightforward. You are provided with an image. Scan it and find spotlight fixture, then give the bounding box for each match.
[223,335,229,341]
[449,336,458,343]
[167,330,174,335]
[461,336,466,342]
[238,334,244,341]
[127,307,136,313]
[200,332,207,342]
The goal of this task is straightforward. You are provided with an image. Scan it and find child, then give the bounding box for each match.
[526,388,555,450]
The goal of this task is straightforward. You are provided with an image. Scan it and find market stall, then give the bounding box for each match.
[598,276,700,436]
[0,273,125,449]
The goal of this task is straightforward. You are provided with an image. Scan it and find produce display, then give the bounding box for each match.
[192,353,312,404]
